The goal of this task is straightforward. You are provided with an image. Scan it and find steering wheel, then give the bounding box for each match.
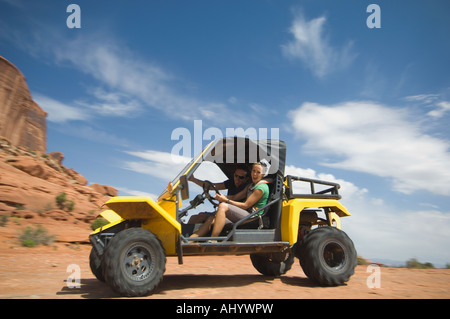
[202,180,221,207]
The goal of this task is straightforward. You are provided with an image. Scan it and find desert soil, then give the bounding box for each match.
[1,218,449,299]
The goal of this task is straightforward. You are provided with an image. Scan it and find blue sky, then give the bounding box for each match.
[1,0,449,266]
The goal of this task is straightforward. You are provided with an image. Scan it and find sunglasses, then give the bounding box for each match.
[234,174,247,180]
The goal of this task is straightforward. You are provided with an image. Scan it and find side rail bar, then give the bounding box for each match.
[285,175,341,200]
[180,198,281,244]
[225,198,282,241]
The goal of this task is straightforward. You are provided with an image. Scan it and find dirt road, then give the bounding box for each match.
[1,243,449,299]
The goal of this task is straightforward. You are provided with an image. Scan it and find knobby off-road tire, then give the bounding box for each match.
[102,228,166,297]
[298,226,357,286]
[89,247,105,282]
[250,252,295,276]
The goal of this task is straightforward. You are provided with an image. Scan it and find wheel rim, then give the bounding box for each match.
[122,242,156,282]
[321,240,346,271]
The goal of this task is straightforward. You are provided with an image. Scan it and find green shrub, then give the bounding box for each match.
[65,200,75,212]
[55,192,75,212]
[56,192,67,210]
[357,256,369,265]
[90,217,109,230]
[22,239,37,247]
[0,215,9,227]
[19,225,55,247]
[405,258,435,269]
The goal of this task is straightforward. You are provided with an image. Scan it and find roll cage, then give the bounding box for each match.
[161,137,343,261]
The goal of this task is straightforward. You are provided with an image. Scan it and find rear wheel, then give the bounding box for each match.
[298,226,357,286]
[102,228,166,297]
[250,251,294,276]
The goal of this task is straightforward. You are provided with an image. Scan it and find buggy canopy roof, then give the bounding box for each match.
[163,137,286,199]
[203,137,286,178]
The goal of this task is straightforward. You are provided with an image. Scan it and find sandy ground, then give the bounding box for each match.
[1,241,449,299]
[1,217,449,299]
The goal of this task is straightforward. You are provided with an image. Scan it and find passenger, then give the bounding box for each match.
[190,162,269,239]
[187,166,249,224]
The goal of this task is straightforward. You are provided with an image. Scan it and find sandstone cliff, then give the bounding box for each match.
[0,56,47,153]
[0,58,117,232]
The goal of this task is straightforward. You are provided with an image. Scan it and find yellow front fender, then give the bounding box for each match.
[104,196,181,255]
[100,209,123,223]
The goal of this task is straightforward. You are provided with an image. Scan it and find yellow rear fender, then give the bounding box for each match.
[280,198,351,245]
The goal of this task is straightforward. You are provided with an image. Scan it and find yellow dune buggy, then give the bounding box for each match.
[89,137,357,296]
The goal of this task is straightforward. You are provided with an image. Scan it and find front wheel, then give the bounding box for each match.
[298,226,357,286]
[89,247,104,282]
[102,228,166,297]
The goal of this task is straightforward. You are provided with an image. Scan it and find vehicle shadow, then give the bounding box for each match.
[279,275,319,288]
[57,273,318,298]
[57,278,119,299]
[158,274,271,291]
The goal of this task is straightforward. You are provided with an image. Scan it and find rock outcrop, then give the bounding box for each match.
[0,56,47,153]
[0,58,117,227]
[0,137,117,224]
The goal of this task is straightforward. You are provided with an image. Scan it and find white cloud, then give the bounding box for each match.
[123,149,228,184]
[289,101,450,196]
[428,101,450,118]
[44,34,259,126]
[34,89,141,123]
[4,22,264,126]
[123,150,189,181]
[343,195,450,266]
[404,93,450,119]
[404,94,440,104]
[281,9,355,78]
[82,88,142,117]
[52,38,172,111]
[115,187,158,200]
[33,93,89,123]
[33,93,133,146]
[285,164,369,200]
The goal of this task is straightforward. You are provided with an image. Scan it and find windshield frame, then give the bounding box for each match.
[157,137,286,201]
[157,140,216,201]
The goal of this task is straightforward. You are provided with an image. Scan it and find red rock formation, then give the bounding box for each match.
[0,58,118,226]
[0,56,47,153]
[0,137,117,223]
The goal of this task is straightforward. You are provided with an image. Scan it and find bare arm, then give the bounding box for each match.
[215,188,262,211]
[189,175,226,190]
